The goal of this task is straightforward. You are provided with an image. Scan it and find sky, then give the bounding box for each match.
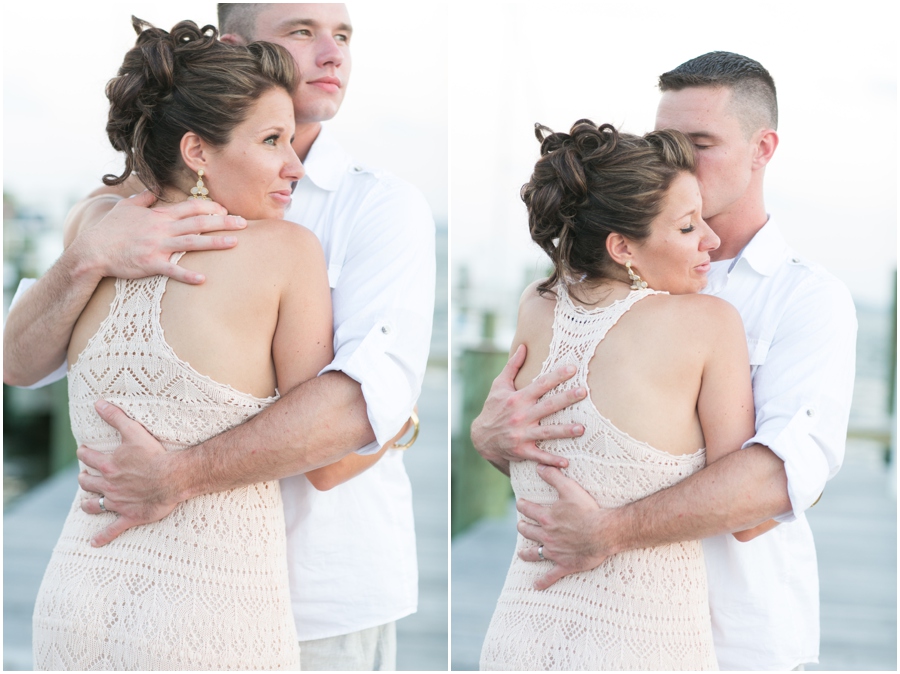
[3,2,448,228]
[2,1,896,310]
[450,1,897,315]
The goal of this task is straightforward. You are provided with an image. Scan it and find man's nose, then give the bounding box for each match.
[316,35,344,69]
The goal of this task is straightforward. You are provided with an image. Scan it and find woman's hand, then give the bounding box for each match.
[732,519,780,542]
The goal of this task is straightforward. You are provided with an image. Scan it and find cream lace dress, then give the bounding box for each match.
[480,286,718,671]
[32,260,300,670]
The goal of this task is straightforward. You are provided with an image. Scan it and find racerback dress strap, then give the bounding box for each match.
[541,283,667,390]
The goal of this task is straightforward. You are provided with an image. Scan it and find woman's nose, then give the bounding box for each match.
[700,219,720,251]
[284,151,304,182]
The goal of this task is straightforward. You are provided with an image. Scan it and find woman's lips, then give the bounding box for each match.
[694,261,711,273]
[270,191,292,206]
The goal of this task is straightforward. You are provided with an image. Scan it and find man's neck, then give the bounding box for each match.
[293,122,323,163]
[708,216,769,262]
[707,189,769,261]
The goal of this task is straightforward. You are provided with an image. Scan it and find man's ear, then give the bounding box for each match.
[220,33,248,46]
[606,232,635,266]
[180,132,208,174]
[752,129,779,170]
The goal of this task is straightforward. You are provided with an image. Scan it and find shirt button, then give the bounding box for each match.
[806,408,815,417]
[381,325,391,335]
[352,165,363,173]
[791,257,800,263]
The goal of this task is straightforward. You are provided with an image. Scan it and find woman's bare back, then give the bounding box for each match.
[68,218,331,399]
[514,282,728,456]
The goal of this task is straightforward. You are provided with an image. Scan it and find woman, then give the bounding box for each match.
[479,121,768,670]
[31,19,383,670]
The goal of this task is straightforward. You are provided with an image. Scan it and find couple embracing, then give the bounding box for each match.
[475,52,856,671]
[5,3,433,671]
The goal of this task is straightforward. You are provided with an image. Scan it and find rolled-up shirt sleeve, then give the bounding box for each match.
[319,177,435,454]
[743,273,857,521]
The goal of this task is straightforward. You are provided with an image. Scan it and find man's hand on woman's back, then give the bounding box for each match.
[470,344,587,474]
[3,186,248,386]
[68,188,247,285]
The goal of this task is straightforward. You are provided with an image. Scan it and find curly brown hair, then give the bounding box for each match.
[103,17,298,195]
[522,120,695,298]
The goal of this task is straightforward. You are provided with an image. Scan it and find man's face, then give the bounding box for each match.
[655,86,758,222]
[251,4,352,124]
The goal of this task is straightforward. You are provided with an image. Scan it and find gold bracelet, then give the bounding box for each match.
[391,410,420,450]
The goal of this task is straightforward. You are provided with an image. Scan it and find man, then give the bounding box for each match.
[3,4,435,670]
[472,52,856,671]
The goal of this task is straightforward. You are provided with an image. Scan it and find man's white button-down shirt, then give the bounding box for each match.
[279,127,435,640]
[701,217,857,670]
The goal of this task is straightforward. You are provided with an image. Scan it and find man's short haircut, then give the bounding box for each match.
[217,3,269,41]
[659,51,778,136]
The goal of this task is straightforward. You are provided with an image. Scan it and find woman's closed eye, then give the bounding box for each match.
[680,224,696,234]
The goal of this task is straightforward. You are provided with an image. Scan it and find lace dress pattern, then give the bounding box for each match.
[480,286,717,671]
[32,262,300,671]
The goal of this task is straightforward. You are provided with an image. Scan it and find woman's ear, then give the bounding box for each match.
[180,132,208,173]
[606,232,635,266]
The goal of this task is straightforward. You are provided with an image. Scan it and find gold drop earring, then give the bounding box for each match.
[189,169,210,200]
[625,260,648,290]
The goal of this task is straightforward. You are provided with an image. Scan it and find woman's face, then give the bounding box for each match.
[201,88,303,220]
[629,172,720,295]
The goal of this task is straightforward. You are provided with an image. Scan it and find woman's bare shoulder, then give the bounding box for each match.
[516,280,557,324]
[638,292,739,320]
[246,218,318,244]
[240,219,324,263]
[643,293,744,345]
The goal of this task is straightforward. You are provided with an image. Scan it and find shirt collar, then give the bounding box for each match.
[300,126,351,192]
[730,216,789,277]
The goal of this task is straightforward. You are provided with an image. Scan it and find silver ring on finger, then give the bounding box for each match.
[538,545,545,561]
[99,496,107,512]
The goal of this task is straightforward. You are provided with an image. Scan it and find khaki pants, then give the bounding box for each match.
[298,622,397,671]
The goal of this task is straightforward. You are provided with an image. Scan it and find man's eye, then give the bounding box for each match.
[335,33,349,43]
[292,29,312,37]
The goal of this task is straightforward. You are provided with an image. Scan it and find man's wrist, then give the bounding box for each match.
[65,234,107,285]
[163,449,199,504]
[594,503,632,558]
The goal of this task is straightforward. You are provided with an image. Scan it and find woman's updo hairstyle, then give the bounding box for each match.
[522,120,696,297]
[104,17,299,195]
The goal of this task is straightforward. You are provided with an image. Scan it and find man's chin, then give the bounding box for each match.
[293,96,343,124]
